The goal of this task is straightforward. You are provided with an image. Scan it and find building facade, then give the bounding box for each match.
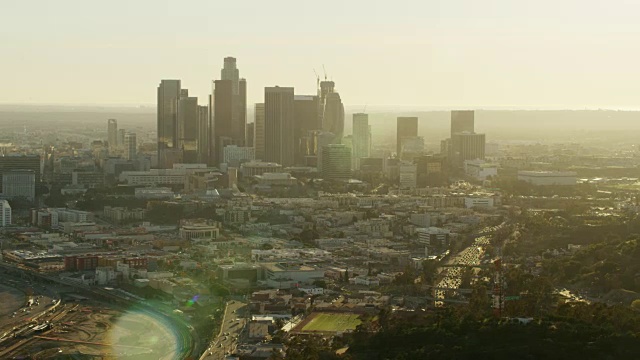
[321,144,351,179]
[352,113,371,170]
[157,79,182,168]
[2,170,35,201]
[264,87,295,167]
[396,117,418,156]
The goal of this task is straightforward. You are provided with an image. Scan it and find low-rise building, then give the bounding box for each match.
[518,171,577,186]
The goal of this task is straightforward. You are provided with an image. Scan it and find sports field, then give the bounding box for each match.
[301,313,362,333]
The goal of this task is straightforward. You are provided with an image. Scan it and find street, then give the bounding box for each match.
[200,300,247,360]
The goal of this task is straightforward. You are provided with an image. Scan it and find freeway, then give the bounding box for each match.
[433,223,503,306]
[200,300,247,360]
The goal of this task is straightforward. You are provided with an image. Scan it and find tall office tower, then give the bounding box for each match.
[264,86,295,166]
[451,132,485,167]
[318,81,345,143]
[451,110,474,137]
[321,144,351,179]
[352,113,371,170]
[43,146,55,183]
[0,200,11,227]
[157,79,182,168]
[294,95,320,164]
[254,103,265,160]
[124,132,137,161]
[107,119,118,149]
[0,155,41,190]
[211,57,247,165]
[2,170,35,201]
[197,105,209,164]
[397,117,418,156]
[246,123,254,148]
[177,95,199,163]
[221,56,240,94]
[117,129,126,148]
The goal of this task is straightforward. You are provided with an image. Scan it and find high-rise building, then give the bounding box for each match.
[0,200,11,227]
[107,119,118,150]
[2,170,35,201]
[294,95,321,165]
[124,132,137,161]
[178,94,199,163]
[254,103,265,161]
[451,110,475,137]
[197,105,209,164]
[0,155,40,190]
[246,123,254,148]
[451,132,485,167]
[321,144,351,180]
[117,129,126,148]
[318,81,344,143]
[352,113,371,170]
[211,57,247,165]
[221,56,240,94]
[157,79,181,168]
[264,87,295,166]
[397,117,418,156]
[322,96,344,142]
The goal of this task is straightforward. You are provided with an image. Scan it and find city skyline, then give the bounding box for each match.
[4,1,640,108]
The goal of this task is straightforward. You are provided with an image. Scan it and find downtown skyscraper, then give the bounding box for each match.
[211,57,247,165]
[351,113,371,170]
[319,81,345,143]
[107,119,117,150]
[157,79,182,168]
[264,86,295,167]
[451,110,475,136]
[397,116,418,156]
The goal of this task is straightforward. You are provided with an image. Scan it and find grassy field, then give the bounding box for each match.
[301,313,362,333]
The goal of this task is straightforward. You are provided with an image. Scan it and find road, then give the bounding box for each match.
[200,300,247,360]
[433,224,502,306]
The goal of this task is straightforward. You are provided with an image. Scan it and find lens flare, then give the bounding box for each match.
[106,302,184,359]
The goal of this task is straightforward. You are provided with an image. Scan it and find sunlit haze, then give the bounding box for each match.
[4,0,640,108]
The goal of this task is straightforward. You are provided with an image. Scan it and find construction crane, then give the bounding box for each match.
[313,69,320,91]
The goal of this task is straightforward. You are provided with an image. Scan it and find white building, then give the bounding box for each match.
[119,169,186,186]
[241,161,283,177]
[464,197,495,208]
[262,262,325,289]
[55,208,93,223]
[179,223,220,241]
[518,171,577,186]
[464,159,498,181]
[417,227,450,249]
[255,172,297,186]
[134,187,175,199]
[0,200,11,227]
[95,267,117,285]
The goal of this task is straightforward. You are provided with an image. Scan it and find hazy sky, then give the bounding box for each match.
[3,0,640,108]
